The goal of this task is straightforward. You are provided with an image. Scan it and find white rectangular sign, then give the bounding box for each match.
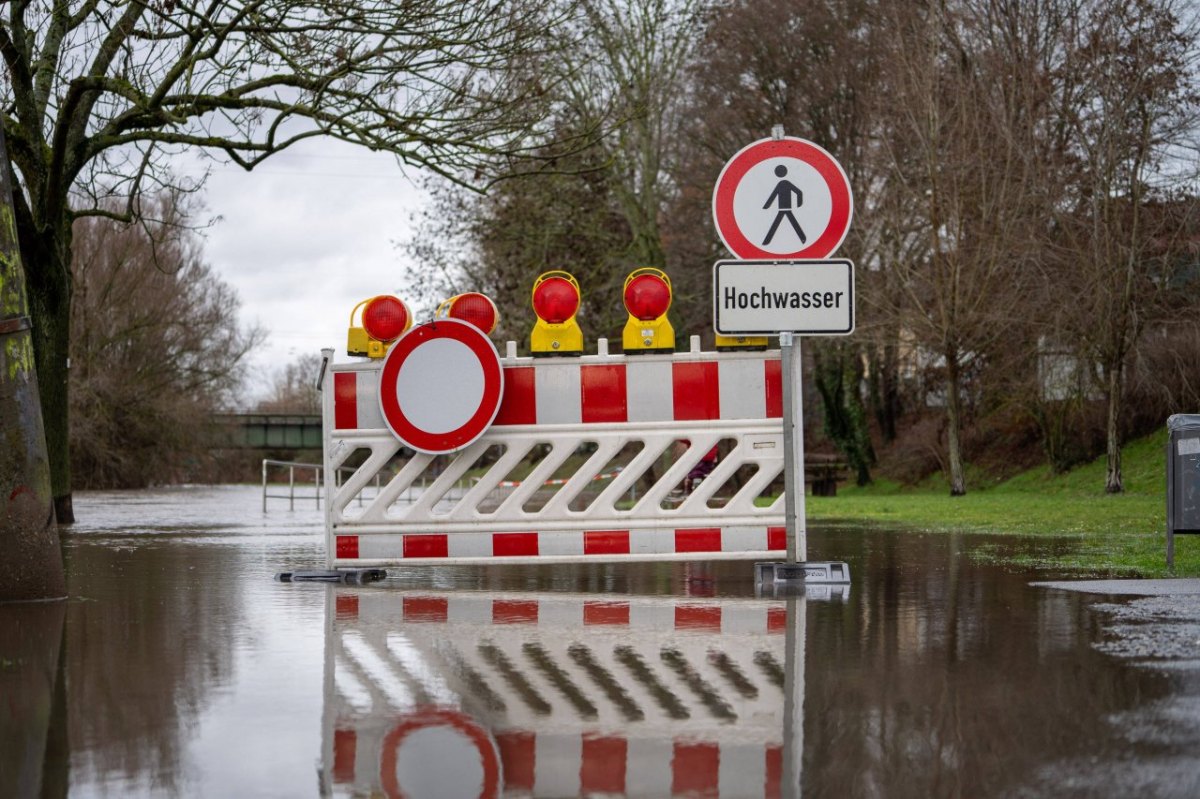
[714,259,855,335]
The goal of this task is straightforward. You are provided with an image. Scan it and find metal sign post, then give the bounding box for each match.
[780,332,806,563]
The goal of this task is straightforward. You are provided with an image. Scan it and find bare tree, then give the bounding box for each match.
[1,0,566,519]
[1047,0,1200,493]
[257,352,323,413]
[70,191,262,488]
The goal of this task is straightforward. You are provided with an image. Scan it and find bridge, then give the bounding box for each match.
[211,413,322,449]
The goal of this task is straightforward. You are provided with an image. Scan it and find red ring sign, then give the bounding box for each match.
[378,319,503,454]
[379,708,500,799]
[712,136,853,260]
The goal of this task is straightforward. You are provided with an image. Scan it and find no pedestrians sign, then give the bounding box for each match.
[712,136,853,260]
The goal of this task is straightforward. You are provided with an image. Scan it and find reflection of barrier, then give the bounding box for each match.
[322,339,789,568]
[322,590,798,798]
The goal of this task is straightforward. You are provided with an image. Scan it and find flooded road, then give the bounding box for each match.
[2,485,1198,797]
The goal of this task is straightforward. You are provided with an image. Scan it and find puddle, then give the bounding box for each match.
[1,486,1197,796]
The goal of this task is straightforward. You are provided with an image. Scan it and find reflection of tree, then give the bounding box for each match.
[63,541,246,791]
[802,530,1172,796]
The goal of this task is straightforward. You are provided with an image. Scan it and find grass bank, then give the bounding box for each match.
[806,428,1199,577]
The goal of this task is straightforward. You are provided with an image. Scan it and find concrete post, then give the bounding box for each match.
[0,127,65,601]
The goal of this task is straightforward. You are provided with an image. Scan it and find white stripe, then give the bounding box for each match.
[447,532,492,558]
[722,525,768,554]
[629,602,673,631]
[448,596,492,625]
[537,530,585,557]
[626,359,674,421]
[626,738,673,798]
[534,362,581,424]
[718,358,766,419]
[629,528,674,555]
[722,604,767,635]
[535,733,581,797]
[538,598,584,627]
[720,742,767,798]
[356,534,405,560]
[357,369,385,429]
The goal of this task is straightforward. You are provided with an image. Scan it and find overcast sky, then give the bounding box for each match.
[197,137,432,403]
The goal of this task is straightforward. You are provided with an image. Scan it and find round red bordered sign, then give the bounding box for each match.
[378,319,504,454]
[712,136,853,260]
[379,707,501,799]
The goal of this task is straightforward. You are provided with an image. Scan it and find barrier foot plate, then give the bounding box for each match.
[754,560,851,588]
[276,568,387,584]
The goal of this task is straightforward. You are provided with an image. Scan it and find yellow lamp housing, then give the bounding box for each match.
[530,271,584,356]
[347,295,412,358]
[715,333,770,351]
[621,268,675,353]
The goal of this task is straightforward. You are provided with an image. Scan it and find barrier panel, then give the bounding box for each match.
[321,588,809,798]
[322,340,789,568]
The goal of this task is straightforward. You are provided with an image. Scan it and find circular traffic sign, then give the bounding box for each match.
[378,319,504,454]
[379,708,501,799]
[712,136,853,260]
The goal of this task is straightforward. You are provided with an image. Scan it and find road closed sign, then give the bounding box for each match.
[714,259,854,335]
[712,136,853,260]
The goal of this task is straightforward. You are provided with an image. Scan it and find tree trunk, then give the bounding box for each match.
[945,348,967,496]
[1104,361,1124,494]
[0,129,66,600]
[18,214,74,523]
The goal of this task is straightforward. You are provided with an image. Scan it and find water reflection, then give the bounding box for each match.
[0,599,66,798]
[1,487,1189,797]
[321,588,814,798]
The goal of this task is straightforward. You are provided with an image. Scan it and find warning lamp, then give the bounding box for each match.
[621,268,675,353]
[715,333,770,351]
[437,292,499,334]
[347,295,412,358]
[530,271,584,356]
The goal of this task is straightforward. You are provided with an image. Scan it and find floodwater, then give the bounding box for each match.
[2,484,1198,798]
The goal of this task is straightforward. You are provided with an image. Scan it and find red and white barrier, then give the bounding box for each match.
[322,340,791,568]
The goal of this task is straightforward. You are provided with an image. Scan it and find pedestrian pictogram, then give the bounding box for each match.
[712,136,853,260]
[377,319,504,454]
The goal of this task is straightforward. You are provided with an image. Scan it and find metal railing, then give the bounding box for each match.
[261,459,384,511]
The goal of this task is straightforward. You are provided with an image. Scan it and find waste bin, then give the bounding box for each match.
[1167,414,1200,568]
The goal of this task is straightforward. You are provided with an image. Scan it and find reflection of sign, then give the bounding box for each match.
[377,320,503,454]
[712,137,853,260]
[714,260,854,336]
[380,708,501,799]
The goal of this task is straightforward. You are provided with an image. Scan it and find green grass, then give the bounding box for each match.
[803,427,1200,578]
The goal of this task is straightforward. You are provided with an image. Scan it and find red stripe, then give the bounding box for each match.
[403,534,448,558]
[584,530,630,555]
[493,532,538,557]
[493,599,538,624]
[336,535,359,559]
[675,528,722,553]
[675,605,722,632]
[765,358,783,418]
[333,729,356,783]
[403,596,448,622]
[768,526,786,551]
[768,606,786,634]
[581,364,628,423]
[334,372,358,429]
[672,741,720,797]
[494,366,537,425]
[496,731,535,791]
[766,744,782,799]
[584,601,630,626]
[335,594,359,621]
[581,735,627,794]
[672,361,720,420]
